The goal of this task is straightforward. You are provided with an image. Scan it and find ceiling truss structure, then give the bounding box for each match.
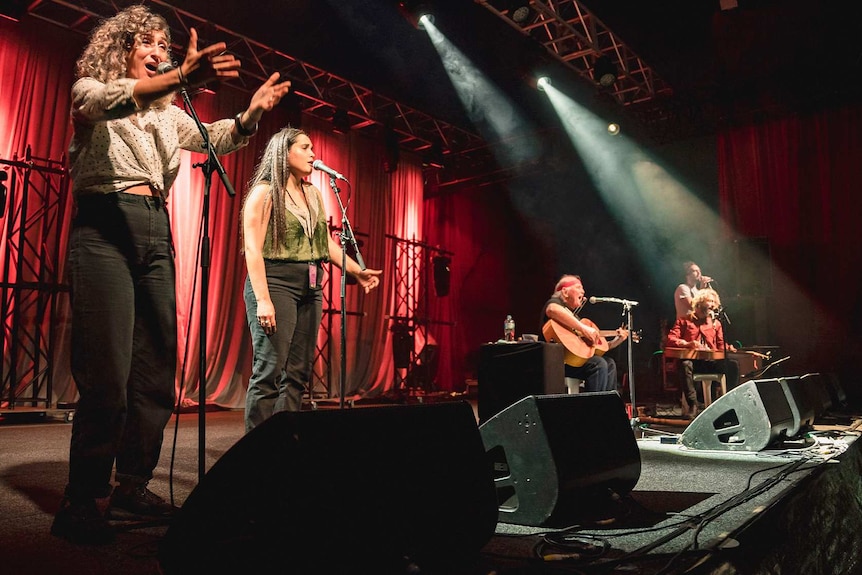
[475,0,672,106]
[25,0,487,166]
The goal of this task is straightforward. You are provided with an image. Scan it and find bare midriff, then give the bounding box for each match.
[123,184,158,196]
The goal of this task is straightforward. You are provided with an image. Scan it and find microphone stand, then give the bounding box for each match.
[325,175,365,410]
[620,302,639,431]
[179,87,236,481]
[717,306,733,388]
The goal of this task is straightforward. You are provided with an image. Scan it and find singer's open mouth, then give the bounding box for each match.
[144,62,158,73]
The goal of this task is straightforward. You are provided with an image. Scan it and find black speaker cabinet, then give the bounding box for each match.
[681,379,796,451]
[779,376,821,436]
[159,402,498,574]
[478,342,565,423]
[478,392,641,527]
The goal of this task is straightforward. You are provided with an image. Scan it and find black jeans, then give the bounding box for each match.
[244,260,322,432]
[66,193,176,500]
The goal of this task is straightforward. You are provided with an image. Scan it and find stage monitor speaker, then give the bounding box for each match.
[681,379,796,451]
[779,376,820,436]
[478,392,641,527]
[159,402,498,574]
[477,342,565,423]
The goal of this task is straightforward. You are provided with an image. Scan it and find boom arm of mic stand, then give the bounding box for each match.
[180,90,235,197]
[329,176,366,270]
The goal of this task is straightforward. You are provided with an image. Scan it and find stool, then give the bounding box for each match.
[693,373,726,407]
[564,377,584,394]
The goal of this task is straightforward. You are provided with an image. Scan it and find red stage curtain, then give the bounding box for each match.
[1,16,423,408]
[717,106,862,379]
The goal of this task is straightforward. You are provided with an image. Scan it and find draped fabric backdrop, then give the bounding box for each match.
[717,107,862,389]
[4,15,861,408]
[0,16,426,409]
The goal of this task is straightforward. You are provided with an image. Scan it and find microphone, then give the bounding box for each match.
[312,160,348,181]
[157,61,189,94]
[157,61,174,74]
[589,296,639,306]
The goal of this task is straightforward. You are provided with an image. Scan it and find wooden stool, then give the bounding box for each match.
[693,373,727,407]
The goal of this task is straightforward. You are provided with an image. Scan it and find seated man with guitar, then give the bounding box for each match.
[541,275,628,393]
[665,288,739,415]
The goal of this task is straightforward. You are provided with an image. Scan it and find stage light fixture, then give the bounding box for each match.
[399,2,434,30]
[607,123,620,136]
[423,142,445,169]
[536,76,552,92]
[593,55,618,88]
[417,13,434,30]
[510,3,533,24]
[433,256,451,297]
[331,108,350,134]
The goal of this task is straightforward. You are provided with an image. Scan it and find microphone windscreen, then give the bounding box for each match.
[157,62,174,74]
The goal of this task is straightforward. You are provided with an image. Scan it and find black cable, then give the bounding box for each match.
[166,197,206,509]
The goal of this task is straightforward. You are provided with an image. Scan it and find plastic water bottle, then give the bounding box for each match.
[503,315,515,342]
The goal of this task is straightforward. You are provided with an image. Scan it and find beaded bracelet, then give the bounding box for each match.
[234,112,258,137]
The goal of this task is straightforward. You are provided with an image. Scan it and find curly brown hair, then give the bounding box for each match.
[76,4,170,82]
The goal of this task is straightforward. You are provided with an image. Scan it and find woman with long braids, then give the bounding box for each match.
[241,127,381,432]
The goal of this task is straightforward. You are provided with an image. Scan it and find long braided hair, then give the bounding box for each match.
[242,126,310,251]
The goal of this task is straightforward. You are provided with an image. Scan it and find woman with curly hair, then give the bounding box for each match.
[51,4,290,544]
[241,127,381,432]
[666,288,739,416]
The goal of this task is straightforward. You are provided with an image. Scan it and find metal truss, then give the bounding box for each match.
[1,148,71,409]
[475,0,672,105]
[26,0,486,162]
[387,235,452,395]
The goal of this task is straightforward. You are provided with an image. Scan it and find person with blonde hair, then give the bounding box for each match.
[666,288,738,415]
[242,127,381,432]
[52,4,290,545]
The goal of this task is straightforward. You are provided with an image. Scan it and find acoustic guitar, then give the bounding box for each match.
[542,318,618,367]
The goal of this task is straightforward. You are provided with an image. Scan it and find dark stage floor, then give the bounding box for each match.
[2,401,861,575]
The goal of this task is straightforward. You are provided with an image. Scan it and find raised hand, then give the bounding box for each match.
[249,73,293,116]
[181,28,241,88]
